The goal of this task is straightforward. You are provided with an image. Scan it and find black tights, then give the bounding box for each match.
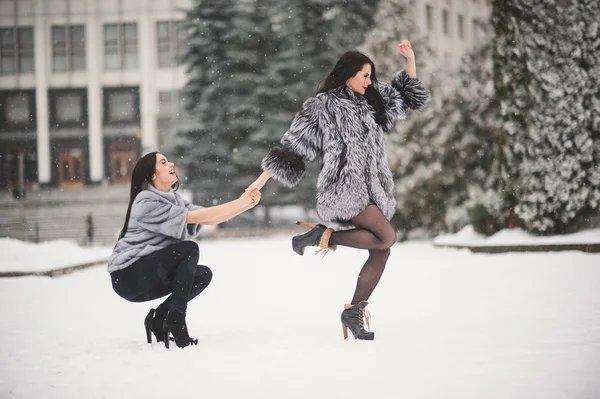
[328,205,397,305]
[111,241,212,317]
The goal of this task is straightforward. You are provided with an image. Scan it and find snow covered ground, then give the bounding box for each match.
[434,225,600,247]
[1,236,600,399]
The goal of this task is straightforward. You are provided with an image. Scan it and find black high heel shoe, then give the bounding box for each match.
[341,301,374,340]
[292,222,337,256]
[144,308,171,343]
[163,310,198,348]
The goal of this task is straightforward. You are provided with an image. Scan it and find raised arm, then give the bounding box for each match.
[186,190,260,225]
[379,40,431,131]
[400,40,417,78]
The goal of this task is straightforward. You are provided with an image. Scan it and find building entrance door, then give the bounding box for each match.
[58,150,85,188]
[110,151,135,184]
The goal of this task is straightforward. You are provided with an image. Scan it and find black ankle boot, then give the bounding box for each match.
[143,308,170,343]
[292,223,331,256]
[163,310,198,348]
[341,301,374,340]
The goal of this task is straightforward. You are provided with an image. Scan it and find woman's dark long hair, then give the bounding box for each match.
[317,51,386,128]
[117,151,180,240]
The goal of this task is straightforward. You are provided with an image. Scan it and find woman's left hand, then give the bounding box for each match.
[399,40,414,60]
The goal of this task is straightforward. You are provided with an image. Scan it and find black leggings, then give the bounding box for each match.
[111,241,212,316]
[328,205,397,305]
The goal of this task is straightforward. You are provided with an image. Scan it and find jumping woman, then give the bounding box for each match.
[247,40,430,340]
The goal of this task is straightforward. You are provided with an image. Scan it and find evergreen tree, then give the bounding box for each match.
[492,0,600,234]
[177,0,383,217]
[174,0,237,205]
[393,44,501,232]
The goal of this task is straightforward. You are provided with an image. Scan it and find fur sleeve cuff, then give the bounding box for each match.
[261,147,306,188]
[391,70,431,111]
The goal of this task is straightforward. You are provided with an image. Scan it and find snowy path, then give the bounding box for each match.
[1,237,600,399]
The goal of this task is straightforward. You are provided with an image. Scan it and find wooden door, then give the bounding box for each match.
[110,151,136,184]
[58,152,85,188]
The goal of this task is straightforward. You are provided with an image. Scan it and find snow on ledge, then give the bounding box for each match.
[433,225,600,247]
[0,237,112,274]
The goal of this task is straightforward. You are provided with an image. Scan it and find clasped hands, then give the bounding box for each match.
[239,186,261,209]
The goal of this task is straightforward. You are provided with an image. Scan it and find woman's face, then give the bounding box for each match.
[346,63,372,95]
[152,153,177,190]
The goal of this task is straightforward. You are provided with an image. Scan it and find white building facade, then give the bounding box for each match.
[421,0,491,69]
[0,0,491,193]
[0,0,191,191]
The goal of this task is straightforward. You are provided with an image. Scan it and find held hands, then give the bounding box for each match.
[399,40,414,60]
[239,188,261,209]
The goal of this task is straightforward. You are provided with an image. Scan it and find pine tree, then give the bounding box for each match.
[359,0,428,79]
[176,0,383,217]
[393,44,501,232]
[492,0,600,234]
[174,0,238,205]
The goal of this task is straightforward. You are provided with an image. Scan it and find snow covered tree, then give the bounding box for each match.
[392,43,502,232]
[493,0,600,234]
[176,0,382,216]
[174,0,238,205]
[359,0,429,80]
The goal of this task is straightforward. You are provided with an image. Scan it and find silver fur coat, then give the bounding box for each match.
[261,70,431,225]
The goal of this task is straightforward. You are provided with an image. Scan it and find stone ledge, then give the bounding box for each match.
[0,260,107,278]
[433,243,600,253]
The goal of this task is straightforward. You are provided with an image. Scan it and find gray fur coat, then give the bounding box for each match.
[261,70,430,225]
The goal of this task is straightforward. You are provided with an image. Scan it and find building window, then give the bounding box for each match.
[0,29,16,75]
[6,95,29,123]
[442,9,449,36]
[425,5,432,31]
[104,23,138,70]
[178,91,191,118]
[50,89,87,127]
[157,20,186,68]
[104,88,139,124]
[0,91,35,128]
[0,27,34,75]
[52,25,86,72]
[473,18,480,42]
[458,14,464,39]
[157,90,191,120]
[157,91,174,119]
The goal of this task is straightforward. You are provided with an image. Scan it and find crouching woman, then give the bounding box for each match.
[107,151,260,348]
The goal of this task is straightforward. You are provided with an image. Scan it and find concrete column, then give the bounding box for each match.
[139,0,158,152]
[34,0,50,183]
[87,0,104,182]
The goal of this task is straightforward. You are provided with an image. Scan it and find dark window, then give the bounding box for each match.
[123,23,137,69]
[442,9,449,36]
[0,27,34,75]
[425,5,433,31]
[157,90,174,119]
[52,26,67,72]
[52,25,86,72]
[50,89,87,127]
[6,94,29,123]
[0,91,35,129]
[18,28,34,73]
[71,26,86,70]
[156,20,186,67]
[104,88,139,124]
[458,14,464,39]
[104,24,119,70]
[104,23,137,70]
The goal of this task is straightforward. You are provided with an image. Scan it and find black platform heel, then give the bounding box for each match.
[144,309,156,343]
[341,301,374,340]
[144,308,172,344]
[292,222,337,256]
[163,310,198,349]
